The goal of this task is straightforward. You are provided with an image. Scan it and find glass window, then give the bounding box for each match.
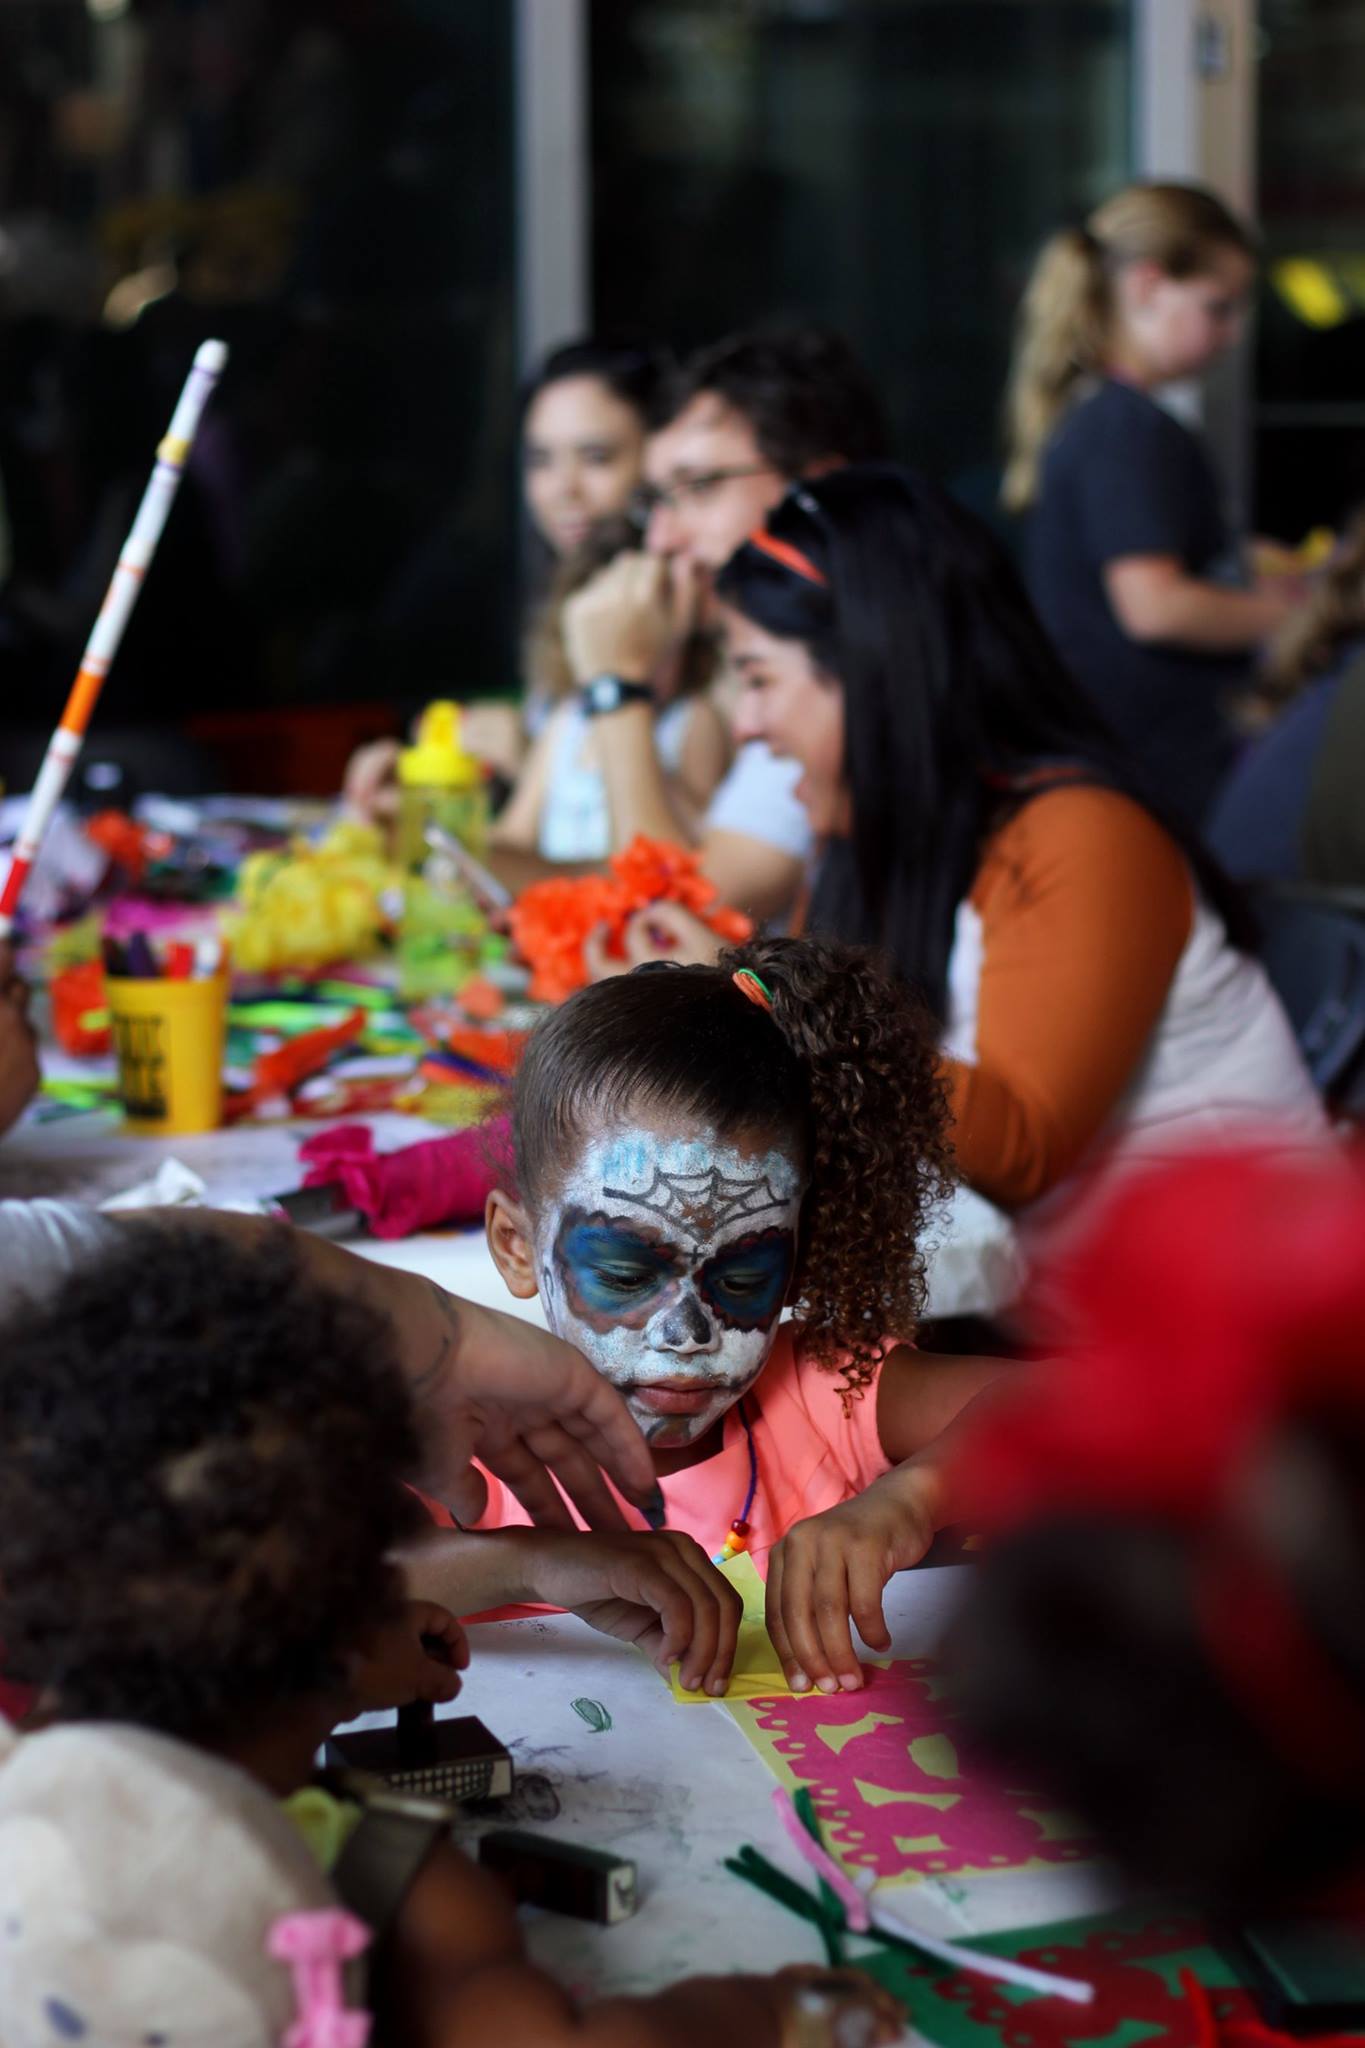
[590,0,1133,519]
[1256,0,1365,535]
[0,0,515,785]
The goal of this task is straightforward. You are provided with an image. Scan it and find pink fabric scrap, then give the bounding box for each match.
[298,1117,513,1238]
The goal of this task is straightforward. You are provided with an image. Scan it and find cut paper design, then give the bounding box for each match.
[726,1657,1097,1882]
[860,1907,1258,2048]
[668,1553,825,1704]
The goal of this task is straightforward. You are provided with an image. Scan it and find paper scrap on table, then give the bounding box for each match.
[668,1552,822,1704]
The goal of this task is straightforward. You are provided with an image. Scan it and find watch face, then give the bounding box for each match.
[586,676,650,715]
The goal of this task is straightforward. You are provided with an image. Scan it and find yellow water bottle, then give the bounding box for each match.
[396,701,488,871]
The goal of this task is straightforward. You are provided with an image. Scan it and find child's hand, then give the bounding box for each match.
[535,1530,744,1697]
[766,1468,937,1696]
[349,1599,471,1711]
[775,1965,905,2046]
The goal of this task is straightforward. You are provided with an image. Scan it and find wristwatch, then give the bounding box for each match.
[580,674,654,718]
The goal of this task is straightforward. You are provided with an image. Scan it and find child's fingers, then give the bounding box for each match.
[764,1544,809,1692]
[417,1659,463,1704]
[771,1540,837,1694]
[811,1555,865,1692]
[624,1536,731,1692]
[847,1559,892,1655]
[656,1547,721,1692]
[587,1536,708,1669]
[416,1604,471,1670]
[776,1540,861,1695]
[663,1533,742,1694]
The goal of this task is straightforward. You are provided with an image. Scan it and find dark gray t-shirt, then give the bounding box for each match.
[1026,378,1247,826]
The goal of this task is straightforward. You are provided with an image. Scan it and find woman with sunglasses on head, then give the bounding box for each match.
[693,465,1322,1223]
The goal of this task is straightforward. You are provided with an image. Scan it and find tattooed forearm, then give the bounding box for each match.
[409,1281,463,1398]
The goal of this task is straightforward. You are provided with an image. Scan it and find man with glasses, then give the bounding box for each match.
[561,325,887,922]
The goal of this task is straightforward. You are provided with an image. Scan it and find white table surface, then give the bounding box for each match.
[338,1570,1116,2000]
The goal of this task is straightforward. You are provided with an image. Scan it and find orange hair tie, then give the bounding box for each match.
[732,968,774,1012]
[745,530,829,588]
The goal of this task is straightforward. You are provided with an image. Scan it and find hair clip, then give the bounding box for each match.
[732,968,774,1012]
[791,486,823,518]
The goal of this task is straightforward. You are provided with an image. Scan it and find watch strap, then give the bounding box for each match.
[581,675,654,718]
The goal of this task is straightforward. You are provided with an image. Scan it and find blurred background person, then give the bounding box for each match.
[1207,507,1365,888]
[1005,184,1305,827]
[557,323,888,920]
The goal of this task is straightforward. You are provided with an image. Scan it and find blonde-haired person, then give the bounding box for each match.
[1207,507,1365,886]
[1006,182,1303,826]
[491,516,731,863]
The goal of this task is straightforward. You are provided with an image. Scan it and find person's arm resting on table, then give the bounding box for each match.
[402,1522,743,1697]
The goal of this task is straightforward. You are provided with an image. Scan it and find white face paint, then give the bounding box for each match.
[535,1123,804,1448]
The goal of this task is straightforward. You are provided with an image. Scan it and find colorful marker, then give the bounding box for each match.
[0,339,227,939]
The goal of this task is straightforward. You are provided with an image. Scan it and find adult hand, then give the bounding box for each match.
[0,946,40,1137]
[583,902,724,983]
[765,1467,937,1696]
[154,1219,663,1541]
[404,1291,662,1536]
[562,552,678,685]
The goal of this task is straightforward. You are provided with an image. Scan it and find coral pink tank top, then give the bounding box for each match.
[468,1325,893,1573]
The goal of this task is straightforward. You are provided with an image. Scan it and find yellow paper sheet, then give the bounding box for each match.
[668,1551,819,1703]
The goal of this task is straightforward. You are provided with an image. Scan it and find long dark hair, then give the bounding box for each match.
[519,336,674,429]
[714,464,1251,1015]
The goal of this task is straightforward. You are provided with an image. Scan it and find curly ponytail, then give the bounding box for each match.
[512,934,954,1400]
[720,934,954,1394]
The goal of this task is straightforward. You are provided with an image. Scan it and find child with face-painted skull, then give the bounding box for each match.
[467,935,1013,1698]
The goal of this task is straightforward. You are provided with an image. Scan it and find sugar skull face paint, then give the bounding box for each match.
[536,1125,804,1448]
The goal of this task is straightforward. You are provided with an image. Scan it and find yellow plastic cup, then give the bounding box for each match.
[106,972,228,1135]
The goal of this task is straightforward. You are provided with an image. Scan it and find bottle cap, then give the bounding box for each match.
[398,702,483,790]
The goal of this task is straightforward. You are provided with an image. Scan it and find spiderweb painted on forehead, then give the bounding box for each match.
[602,1163,795,1235]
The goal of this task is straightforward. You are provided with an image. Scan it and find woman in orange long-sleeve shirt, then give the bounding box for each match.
[713,466,1322,1218]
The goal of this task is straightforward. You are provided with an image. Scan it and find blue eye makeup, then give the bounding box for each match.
[698,1229,795,1331]
[556,1216,680,1318]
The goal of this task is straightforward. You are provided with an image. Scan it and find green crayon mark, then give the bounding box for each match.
[571,1697,612,1734]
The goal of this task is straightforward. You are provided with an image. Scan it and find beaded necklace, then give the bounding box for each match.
[713,1398,759,1565]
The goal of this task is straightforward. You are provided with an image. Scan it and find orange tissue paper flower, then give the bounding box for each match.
[510,835,754,1003]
